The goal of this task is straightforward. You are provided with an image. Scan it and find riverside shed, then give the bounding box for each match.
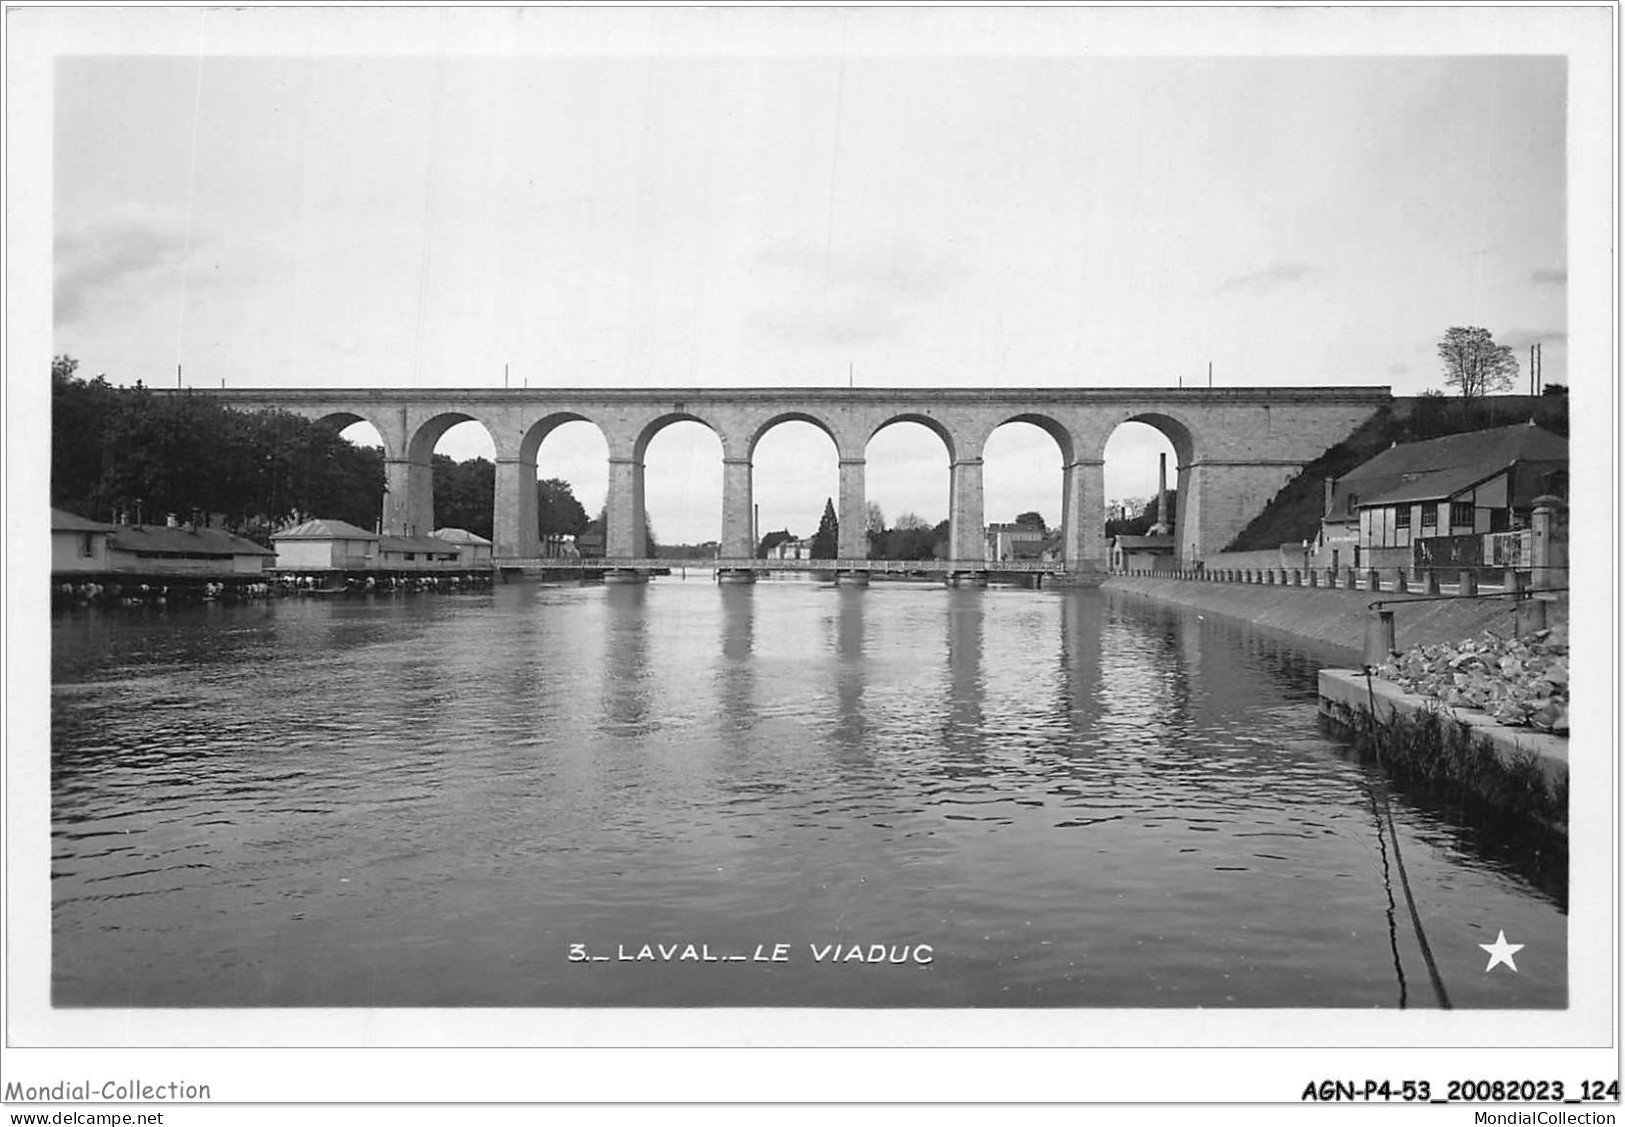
[271,518,379,571]
[378,534,462,571]
[52,509,117,574]
[105,522,275,577]
[431,528,495,569]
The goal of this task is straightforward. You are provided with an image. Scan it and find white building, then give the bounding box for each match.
[51,509,116,574]
[378,534,463,570]
[432,528,496,568]
[983,522,1046,562]
[769,537,816,561]
[271,518,379,570]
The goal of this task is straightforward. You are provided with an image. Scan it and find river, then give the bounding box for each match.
[50,579,1566,1008]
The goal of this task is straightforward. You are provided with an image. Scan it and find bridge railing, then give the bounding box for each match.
[495,556,1070,574]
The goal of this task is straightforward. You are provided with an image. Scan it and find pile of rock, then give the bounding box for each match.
[1375,626,1569,734]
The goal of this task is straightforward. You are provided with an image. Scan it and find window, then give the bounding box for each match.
[79,533,95,557]
[1489,509,1510,533]
[1394,507,1411,530]
[1450,501,1474,528]
[1346,493,1359,515]
[1421,506,1437,530]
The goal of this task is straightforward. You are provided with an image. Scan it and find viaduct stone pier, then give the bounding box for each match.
[199,386,1389,574]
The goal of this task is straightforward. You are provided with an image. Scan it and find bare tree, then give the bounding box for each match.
[1437,326,1519,400]
[864,501,887,535]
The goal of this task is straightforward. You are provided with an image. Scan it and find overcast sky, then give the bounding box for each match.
[50,14,1571,544]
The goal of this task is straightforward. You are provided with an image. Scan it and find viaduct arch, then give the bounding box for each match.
[201,386,1389,572]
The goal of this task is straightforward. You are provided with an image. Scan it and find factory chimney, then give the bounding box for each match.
[1149,454,1171,536]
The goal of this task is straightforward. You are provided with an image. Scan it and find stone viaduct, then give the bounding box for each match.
[201,386,1389,573]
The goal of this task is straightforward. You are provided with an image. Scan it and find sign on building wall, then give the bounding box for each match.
[1485,529,1533,568]
[1413,534,1481,571]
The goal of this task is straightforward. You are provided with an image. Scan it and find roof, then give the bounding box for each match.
[52,508,115,532]
[1509,460,1568,507]
[1329,423,1567,514]
[378,534,460,553]
[431,527,493,545]
[986,523,1045,535]
[108,524,275,556]
[272,518,379,541]
[1114,534,1176,550]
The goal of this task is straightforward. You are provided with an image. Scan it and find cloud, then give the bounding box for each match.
[55,208,191,325]
[1211,261,1318,297]
[1528,268,1566,287]
[1498,328,1567,351]
[748,301,903,348]
[746,239,961,348]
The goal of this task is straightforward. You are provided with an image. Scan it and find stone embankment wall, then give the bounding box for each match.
[1201,547,1312,573]
[1318,669,1568,827]
[1100,574,1568,657]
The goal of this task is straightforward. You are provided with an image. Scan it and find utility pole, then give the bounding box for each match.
[1208,361,1213,388]
[176,364,182,389]
[504,362,509,389]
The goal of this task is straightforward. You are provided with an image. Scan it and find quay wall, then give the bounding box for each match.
[1319,670,1568,785]
[1100,574,1567,656]
[1201,547,1312,573]
[1319,669,1568,833]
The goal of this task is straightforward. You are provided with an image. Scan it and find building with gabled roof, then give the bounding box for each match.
[271,518,379,571]
[767,536,815,561]
[432,528,495,569]
[1318,421,1566,571]
[1110,533,1176,573]
[52,508,118,574]
[378,533,462,570]
[983,522,1047,562]
[104,521,275,576]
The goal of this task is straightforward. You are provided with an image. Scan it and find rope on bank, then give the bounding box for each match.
[1368,781,1409,1009]
[1365,665,1453,1010]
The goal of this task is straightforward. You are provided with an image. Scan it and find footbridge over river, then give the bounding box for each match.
[200,386,1389,575]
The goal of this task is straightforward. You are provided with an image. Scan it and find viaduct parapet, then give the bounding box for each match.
[193,385,1390,572]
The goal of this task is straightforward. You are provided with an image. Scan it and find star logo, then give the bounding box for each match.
[1478,930,1525,973]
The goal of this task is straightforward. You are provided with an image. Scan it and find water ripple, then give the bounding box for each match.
[48,584,1568,1008]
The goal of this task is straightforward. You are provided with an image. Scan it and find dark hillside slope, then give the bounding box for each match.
[1224,394,1568,552]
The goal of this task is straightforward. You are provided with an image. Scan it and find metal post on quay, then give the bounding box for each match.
[1363,608,1398,667]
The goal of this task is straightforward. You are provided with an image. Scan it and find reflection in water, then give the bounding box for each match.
[1106,593,1569,909]
[942,592,984,768]
[716,585,757,753]
[51,582,1566,1008]
[602,584,652,735]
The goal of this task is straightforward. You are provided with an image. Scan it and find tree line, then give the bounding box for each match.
[52,356,386,542]
[431,456,590,545]
[757,500,1033,561]
[52,356,594,547]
